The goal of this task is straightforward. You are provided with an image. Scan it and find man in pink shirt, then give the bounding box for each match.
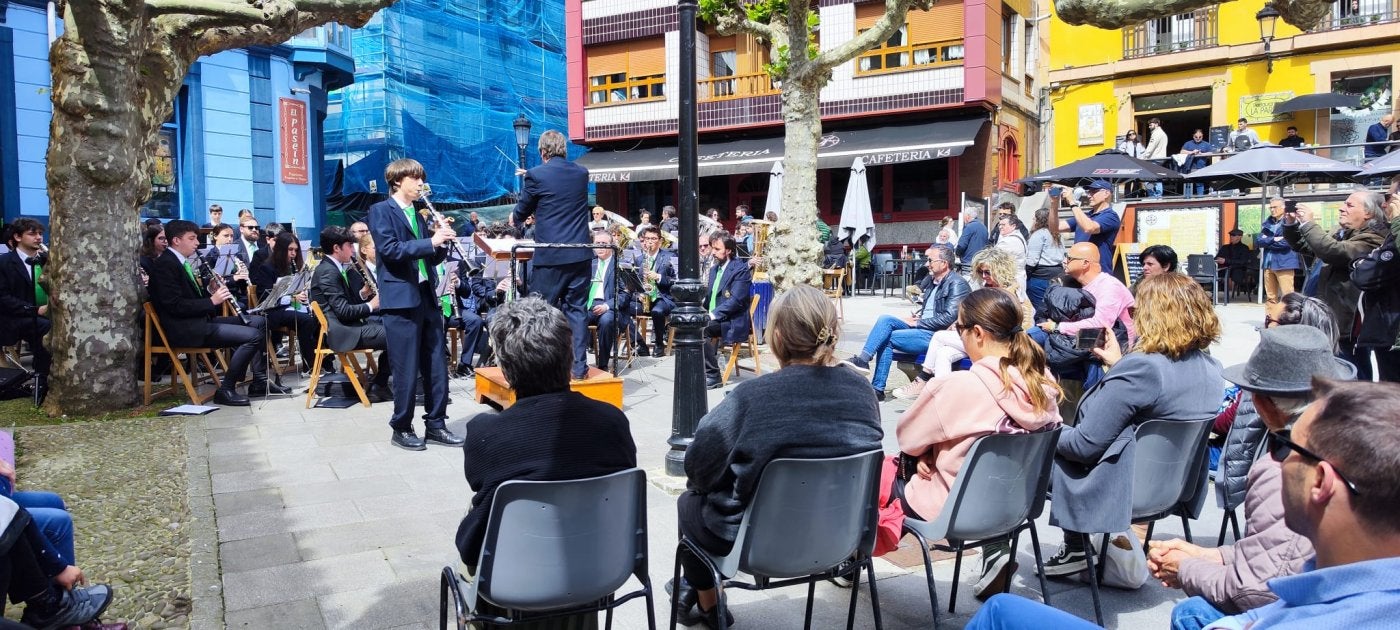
[1040,242,1136,341]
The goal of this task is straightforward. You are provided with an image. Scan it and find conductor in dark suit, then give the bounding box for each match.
[702,232,753,389]
[0,218,52,400]
[510,129,593,379]
[147,220,285,406]
[309,226,392,401]
[368,158,462,451]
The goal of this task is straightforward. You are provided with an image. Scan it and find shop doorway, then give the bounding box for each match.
[1133,106,1211,195]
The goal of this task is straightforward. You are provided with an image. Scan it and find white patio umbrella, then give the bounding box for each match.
[838,157,876,250]
[763,160,783,218]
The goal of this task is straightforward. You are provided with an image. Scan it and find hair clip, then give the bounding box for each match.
[817,326,836,345]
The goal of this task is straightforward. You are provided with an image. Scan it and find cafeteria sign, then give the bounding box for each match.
[279,98,309,185]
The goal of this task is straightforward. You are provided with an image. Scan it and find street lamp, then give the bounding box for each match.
[513,113,532,191]
[1257,3,1280,73]
[667,0,708,477]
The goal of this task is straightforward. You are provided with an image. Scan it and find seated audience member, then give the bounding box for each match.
[1139,244,1179,278]
[967,377,1400,630]
[673,284,884,627]
[1,498,113,628]
[1044,273,1223,577]
[451,260,496,377]
[1215,229,1252,294]
[309,226,392,402]
[1267,293,1340,352]
[455,297,636,567]
[249,231,321,374]
[896,248,1032,400]
[1154,326,1353,630]
[148,220,284,406]
[139,224,167,282]
[1350,191,1400,382]
[1,459,76,569]
[702,232,753,389]
[585,230,626,373]
[841,244,970,401]
[896,288,1062,598]
[634,226,676,356]
[1033,242,1135,387]
[1282,192,1390,380]
[0,218,52,401]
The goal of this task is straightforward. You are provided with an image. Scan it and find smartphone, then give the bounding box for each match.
[1075,327,1107,351]
[1049,186,1063,199]
[1284,200,1298,216]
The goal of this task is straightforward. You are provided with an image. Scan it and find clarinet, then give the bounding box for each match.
[192,254,251,324]
[418,184,481,274]
[350,252,378,298]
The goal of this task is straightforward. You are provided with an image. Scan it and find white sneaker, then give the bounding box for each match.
[893,378,927,400]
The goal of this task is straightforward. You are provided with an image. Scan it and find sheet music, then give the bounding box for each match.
[249,275,297,314]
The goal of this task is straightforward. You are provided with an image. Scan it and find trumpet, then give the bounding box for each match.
[350,251,378,298]
[418,184,481,275]
[192,254,250,324]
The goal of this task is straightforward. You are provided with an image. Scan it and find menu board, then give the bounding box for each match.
[1135,206,1222,257]
[1115,242,1143,286]
[1240,200,1342,237]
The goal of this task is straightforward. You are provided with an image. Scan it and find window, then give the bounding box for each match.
[1002,10,1016,76]
[711,49,737,97]
[999,135,1020,191]
[892,161,950,213]
[586,40,666,106]
[854,2,965,76]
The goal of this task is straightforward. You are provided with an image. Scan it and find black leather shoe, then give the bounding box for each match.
[453,364,476,379]
[248,380,292,397]
[368,384,393,403]
[391,430,426,451]
[637,345,652,357]
[424,427,465,447]
[665,578,696,615]
[214,388,250,407]
[705,377,723,390]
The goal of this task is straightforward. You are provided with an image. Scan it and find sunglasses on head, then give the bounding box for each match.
[1267,430,1361,495]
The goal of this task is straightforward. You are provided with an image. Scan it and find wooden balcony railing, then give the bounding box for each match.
[698,72,778,102]
[1122,8,1218,59]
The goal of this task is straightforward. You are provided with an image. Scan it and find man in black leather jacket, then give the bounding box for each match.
[1351,205,1400,382]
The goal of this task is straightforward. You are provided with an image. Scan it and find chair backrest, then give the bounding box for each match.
[1186,254,1217,279]
[721,450,883,580]
[873,252,894,272]
[928,428,1061,541]
[143,302,173,349]
[473,469,647,612]
[309,300,330,329]
[1131,418,1214,520]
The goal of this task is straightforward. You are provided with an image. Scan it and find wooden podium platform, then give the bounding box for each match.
[474,366,624,410]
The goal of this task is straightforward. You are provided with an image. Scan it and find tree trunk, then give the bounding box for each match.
[43,5,184,415]
[767,76,825,291]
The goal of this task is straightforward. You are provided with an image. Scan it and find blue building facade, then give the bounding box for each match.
[0,0,355,244]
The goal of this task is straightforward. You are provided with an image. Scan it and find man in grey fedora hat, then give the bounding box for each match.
[1149,325,1354,629]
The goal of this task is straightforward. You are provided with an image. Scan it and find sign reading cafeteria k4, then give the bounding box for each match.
[279,98,309,185]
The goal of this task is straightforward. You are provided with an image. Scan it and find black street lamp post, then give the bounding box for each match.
[1256,3,1279,73]
[666,0,708,477]
[513,113,532,192]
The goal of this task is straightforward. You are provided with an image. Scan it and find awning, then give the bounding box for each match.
[578,117,985,183]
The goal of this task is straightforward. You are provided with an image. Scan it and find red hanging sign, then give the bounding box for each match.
[279,98,309,185]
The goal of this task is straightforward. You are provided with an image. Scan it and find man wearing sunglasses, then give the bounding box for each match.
[1151,325,1354,629]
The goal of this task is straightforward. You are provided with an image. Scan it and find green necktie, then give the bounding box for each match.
[709,262,726,309]
[589,260,605,305]
[438,264,452,317]
[403,205,428,282]
[183,261,203,296]
[33,264,47,307]
[341,268,349,287]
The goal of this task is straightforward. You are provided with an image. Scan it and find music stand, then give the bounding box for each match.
[248,275,296,314]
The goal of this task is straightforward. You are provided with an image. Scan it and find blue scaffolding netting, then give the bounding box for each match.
[325,0,571,206]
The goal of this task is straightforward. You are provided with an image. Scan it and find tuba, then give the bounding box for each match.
[748,218,774,280]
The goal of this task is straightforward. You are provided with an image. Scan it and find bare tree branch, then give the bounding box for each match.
[708,0,779,42]
[144,0,266,20]
[813,0,931,71]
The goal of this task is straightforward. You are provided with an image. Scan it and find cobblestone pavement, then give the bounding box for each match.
[198,294,1267,629]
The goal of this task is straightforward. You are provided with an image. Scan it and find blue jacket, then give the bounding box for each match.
[511,158,592,267]
[1181,139,1214,172]
[367,197,449,310]
[1256,215,1301,271]
[1366,122,1390,158]
[955,219,988,264]
[705,258,752,344]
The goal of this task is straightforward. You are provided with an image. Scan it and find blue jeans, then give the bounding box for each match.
[1149,181,1163,197]
[965,593,1103,630]
[13,490,76,565]
[1171,596,1227,630]
[1026,278,1050,318]
[861,315,933,390]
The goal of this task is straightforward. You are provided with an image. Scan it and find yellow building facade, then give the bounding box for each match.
[1045,0,1400,169]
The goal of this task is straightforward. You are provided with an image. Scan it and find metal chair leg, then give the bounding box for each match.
[668,547,684,630]
[1082,533,1104,626]
[948,546,964,613]
[865,558,885,630]
[1096,534,1110,584]
[1217,513,1230,546]
[1230,511,1241,541]
[908,527,941,625]
[1028,522,1050,605]
[1181,514,1194,544]
[842,568,856,630]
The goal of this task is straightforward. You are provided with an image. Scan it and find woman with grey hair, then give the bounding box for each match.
[1267,293,1340,354]
[1283,191,1390,380]
[455,297,637,571]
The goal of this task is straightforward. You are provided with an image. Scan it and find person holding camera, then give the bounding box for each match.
[1258,197,1302,305]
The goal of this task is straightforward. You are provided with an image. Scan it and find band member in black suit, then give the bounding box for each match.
[0,218,53,400]
[451,260,495,377]
[634,225,676,356]
[585,230,625,372]
[702,232,753,389]
[249,232,320,371]
[309,226,391,401]
[509,129,593,379]
[147,220,287,406]
[367,158,462,451]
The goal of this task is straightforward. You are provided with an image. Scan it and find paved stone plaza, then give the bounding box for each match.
[189,293,1267,629]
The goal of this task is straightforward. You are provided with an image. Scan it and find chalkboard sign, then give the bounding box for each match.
[1115,243,1143,286]
[1209,126,1230,150]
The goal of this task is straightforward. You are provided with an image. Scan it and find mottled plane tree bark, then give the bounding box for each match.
[45,0,395,415]
[699,0,934,290]
[1055,0,1335,30]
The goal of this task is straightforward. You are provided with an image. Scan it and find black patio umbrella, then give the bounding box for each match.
[1272,93,1362,115]
[1359,148,1400,178]
[1019,149,1182,186]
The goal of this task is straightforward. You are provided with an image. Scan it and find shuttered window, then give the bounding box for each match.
[854,0,965,75]
[586,39,667,106]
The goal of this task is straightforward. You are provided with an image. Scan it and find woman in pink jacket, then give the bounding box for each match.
[896,288,1063,599]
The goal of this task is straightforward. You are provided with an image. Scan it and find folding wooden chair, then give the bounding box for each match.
[720,294,763,386]
[142,303,222,405]
[306,302,377,408]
